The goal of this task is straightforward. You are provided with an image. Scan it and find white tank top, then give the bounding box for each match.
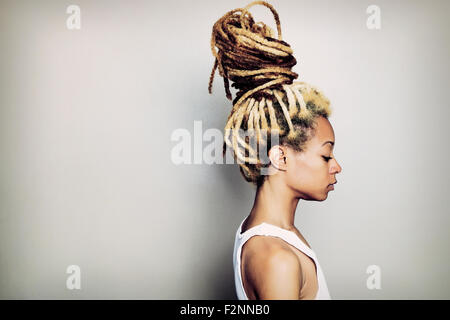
[233,217,331,300]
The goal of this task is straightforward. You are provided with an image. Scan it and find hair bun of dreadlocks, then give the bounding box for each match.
[208,0,299,107]
[208,1,332,186]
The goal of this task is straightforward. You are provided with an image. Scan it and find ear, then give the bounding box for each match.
[268,145,287,171]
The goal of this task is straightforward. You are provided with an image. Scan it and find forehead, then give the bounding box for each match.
[312,117,335,146]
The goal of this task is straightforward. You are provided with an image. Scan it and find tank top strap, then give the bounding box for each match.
[238,222,317,262]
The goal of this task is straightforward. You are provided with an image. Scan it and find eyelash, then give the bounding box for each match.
[322,156,332,162]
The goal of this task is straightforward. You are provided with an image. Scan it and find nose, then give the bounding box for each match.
[331,158,342,174]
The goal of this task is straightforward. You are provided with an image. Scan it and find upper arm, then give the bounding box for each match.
[248,248,302,300]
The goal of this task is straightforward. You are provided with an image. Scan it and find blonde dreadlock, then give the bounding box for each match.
[208,1,332,186]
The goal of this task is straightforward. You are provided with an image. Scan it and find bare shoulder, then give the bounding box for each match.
[242,236,302,299]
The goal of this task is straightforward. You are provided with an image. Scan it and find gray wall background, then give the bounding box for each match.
[0,0,449,299]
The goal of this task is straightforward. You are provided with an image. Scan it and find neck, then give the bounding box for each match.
[248,177,300,231]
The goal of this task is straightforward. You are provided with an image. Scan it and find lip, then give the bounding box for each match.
[328,184,334,190]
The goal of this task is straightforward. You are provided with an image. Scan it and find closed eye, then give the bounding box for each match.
[322,156,332,162]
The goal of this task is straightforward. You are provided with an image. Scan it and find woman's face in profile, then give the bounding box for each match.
[285,116,342,201]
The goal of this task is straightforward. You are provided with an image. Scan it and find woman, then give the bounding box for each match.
[208,1,342,299]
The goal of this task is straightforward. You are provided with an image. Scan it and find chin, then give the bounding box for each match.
[316,190,330,201]
[301,192,328,202]
[314,194,328,202]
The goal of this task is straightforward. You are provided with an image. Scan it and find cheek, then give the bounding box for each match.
[287,157,328,187]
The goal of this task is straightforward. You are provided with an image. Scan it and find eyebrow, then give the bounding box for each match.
[322,141,335,147]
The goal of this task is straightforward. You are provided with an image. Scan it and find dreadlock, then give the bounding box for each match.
[208,1,332,187]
